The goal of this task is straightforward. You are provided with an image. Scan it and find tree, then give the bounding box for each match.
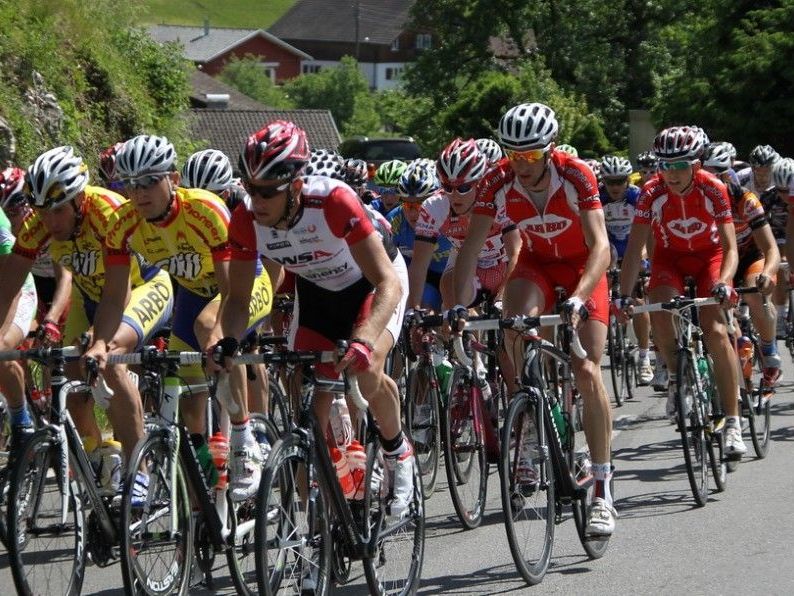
[219,55,293,108]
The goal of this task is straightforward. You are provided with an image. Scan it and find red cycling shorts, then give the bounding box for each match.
[509,249,609,326]
[649,247,723,298]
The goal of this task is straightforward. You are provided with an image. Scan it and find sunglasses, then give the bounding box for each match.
[123,173,167,189]
[605,178,628,186]
[639,168,656,175]
[372,185,398,196]
[401,200,423,211]
[441,182,474,194]
[658,160,693,171]
[504,147,549,163]
[245,181,289,199]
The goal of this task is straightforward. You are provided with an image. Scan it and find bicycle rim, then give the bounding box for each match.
[255,437,330,595]
[608,317,625,406]
[363,440,425,596]
[707,426,727,492]
[7,430,86,596]
[747,390,771,458]
[267,375,292,437]
[120,434,192,596]
[677,357,708,506]
[499,393,554,585]
[406,364,441,498]
[443,373,488,529]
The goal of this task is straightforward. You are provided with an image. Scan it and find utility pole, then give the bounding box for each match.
[354,0,360,60]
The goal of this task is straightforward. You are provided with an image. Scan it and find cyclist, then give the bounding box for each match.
[737,144,779,198]
[701,142,781,384]
[182,148,249,213]
[87,135,273,501]
[222,120,414,518]
[476,138,504,166]
[0,147,174,471]
[584,158,603,184]
[618,126,746,457]
[764,157,791,337]
[453,103,616,536]
[556,143,578,157]
[370,159,407,216]
[391,159,451,311]
[98,142,125,194]
[600,156,654,385]
[408,138,520,311]
[636,151,658,186]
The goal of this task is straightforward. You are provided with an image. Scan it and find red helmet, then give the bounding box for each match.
[239,120,310,181]
[99,142,124,183]
[437,138,487,186]
[653,126,705,161]
[0,166,27,210]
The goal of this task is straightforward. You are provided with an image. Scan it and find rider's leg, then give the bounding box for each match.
[699,305,740,418]
[501,278,545,395]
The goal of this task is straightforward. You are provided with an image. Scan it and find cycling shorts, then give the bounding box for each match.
[11,286,37,338]
[509,251,609,325]
[64,271,173,347]
[445,250,507,308]
[291,254,407,378]
[734,248,768,286]
[649,248,722,298]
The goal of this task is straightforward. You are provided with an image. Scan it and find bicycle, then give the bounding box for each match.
[606,267,636,406]
[458,313,610,584]
[254,343,425,595]
[104,347,279,595]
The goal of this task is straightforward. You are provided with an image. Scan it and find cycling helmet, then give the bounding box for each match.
[652,126,705,161]
[26,146,90,209]
[304,149,345,180]
[437,138,488,186]
[181,149,234,191]
[498,102,558,150]
[772,157,794,190]
[373,160,407,187]
[636,151,658,168]
[475,138,504,165]
[556,143,579,157]
[583,158,602,179]
[98,142,124,184]
[239,120,310,181]
[748,144,780,167]
[723,142,737,159]
[0,166,27,210]
[701,142,733,172]
[601,156,633,178]
[398,160,438,197]
[116,135,176,178]
[344,158,368,186]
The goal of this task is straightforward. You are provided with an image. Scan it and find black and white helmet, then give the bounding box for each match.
[26,146,90,210]
[181,149,233,191]
[304,149,345,180]
[475,138,503,165]
[600,156,633,178]
[772,157,794,190]
[748,144,780,167]
[636,151,658,169]
[398,159,439,197]
[583,158,602,180]
[116,135,176,178]
[498,102,558,150]
[344,158,368,186]
[652,126,705,161]
[701,142,733,172]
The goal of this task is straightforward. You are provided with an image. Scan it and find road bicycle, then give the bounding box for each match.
[606,267,635,406]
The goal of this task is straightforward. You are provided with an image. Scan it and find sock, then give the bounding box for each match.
[592,462,613,506]
[381,431,408,456]
[230,418,254,447]
[9,403,31,427]
[760,339,778,357]
[668,373,677,386]
[726,416,741,430]
[639,349,648,362]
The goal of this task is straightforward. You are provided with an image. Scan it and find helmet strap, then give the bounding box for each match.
[68,198,84,241]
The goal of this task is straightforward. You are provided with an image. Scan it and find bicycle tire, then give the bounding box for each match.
[120,432,193,596]
[362,436,425,596]
[607,315,626,407]
[7,428,86,596]
[405,362,441,498]
[443,369,488,530]
[624,333,636,400]
[267,373,292,437]
[707,426,727,492]
[677,355,708,506]
[499,391,554,585]
[747,388,771,459]
[255,435,330,595]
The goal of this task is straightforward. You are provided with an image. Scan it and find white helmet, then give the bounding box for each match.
[116,135,176,178]
[304,149,345,180]
[475,138,503,165]
[498,103,558,150]
[181,149,233,191]
[437,138,488,186]
[600,156,633,178]
[26,146,89,209]
[748,144,780,167]
[772,157,794,189]
[701,142,733,172]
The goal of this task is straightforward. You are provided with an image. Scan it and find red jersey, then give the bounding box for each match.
[634,169,733,252]
[473,151,601,261]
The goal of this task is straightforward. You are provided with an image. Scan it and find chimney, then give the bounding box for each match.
[204,94,230,110]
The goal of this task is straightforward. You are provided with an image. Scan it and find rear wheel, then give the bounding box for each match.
[607,315,626,407]
[746,387,771,459]
[404,363,441,498]
[677,356,708,507]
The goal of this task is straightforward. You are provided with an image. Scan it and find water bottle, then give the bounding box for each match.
[100,439,123,495]
[191,434,219,488]
[476,370,492,402]
[330,397,353,448]
[737,335,754,380]
[331,446,355,499]
[345,440,367,500]
[208,432,229,490]
[550,402,569,444]
[696,357,711,397]
[431,349,453,400]
[30,388,49,413]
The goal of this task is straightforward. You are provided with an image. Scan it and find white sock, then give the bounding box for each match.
[592,463,613,506]
[230,419,254,448]
[639,349,648,361]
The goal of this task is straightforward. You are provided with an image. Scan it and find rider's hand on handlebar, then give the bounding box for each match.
[445,304,468,335]
[711,282,739,309]
[37,319,62,346]
[81,340,108,386]
[208,336,238,374]
[561,296,589,329]
[756,274,774,296]
[335,339,374,374]
[614,295,635,324]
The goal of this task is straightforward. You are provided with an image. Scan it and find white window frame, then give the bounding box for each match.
[415,33,432,50]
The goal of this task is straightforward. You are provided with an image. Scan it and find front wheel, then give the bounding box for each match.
[404,363,441,498]
[677,356,708,507]
[607,316,626,407]
[745,384,771,459]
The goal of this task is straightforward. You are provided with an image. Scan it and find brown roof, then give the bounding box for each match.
[189,109,342,170]
[268,0,412,46]
[190,71,271,110]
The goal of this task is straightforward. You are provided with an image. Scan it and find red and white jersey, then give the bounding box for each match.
[229,176,376,291]
[414,190,516,269]
[634,168,733,252]
[473,152,601,262]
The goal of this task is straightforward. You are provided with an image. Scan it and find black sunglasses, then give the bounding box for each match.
[441,182,473,194]
[245,181,289,199]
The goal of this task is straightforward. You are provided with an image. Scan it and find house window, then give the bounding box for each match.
[415,34,432,50]
[258,62,278,82]
[391,38,400,51]
[385,67,403,81]
[302,64,322,74]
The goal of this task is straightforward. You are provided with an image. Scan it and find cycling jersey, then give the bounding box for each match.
[388,205,451,273]
[1,209,35,293]
[415,190,516,269]
[634,168,733,252]
[13,185,158,301]
[727,181,767,254]
[759,189,787,246]
[105,187,232,298]
[1,209,37,334]
[736,166,774,198]
[600,185,640,259]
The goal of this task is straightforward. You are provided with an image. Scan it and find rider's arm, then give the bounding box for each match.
[502,227,522,287]
[619,223,651,297]
[453,214,493,306]
[716,222,738,285]
[91,263,132,349]
[0,253,34,324]
[406,239,435,309]
[786,204,794,265]
[572,208,610,301]
[752,224,780,282]
[43,262,72,324]
[263,258,284,294]
[218,257,257,343]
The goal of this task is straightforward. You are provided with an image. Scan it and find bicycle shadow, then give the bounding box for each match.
[612,489,712,520]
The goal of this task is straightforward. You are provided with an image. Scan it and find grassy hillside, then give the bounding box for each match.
[141,0,295,28]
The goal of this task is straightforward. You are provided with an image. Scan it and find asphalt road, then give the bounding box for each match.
[2,355,793,595]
